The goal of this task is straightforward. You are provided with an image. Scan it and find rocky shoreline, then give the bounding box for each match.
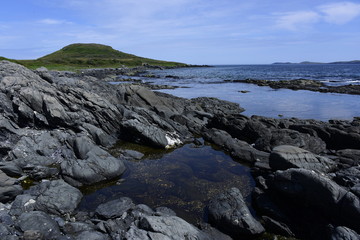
[0,60,360,239]
[228,78,360,95]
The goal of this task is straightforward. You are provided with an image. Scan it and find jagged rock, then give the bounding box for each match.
[269,145,336,172]
[207,187,265,237]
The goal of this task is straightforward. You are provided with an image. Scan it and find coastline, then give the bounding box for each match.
[0,60,360,239]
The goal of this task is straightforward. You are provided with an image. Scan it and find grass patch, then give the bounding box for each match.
[2,43,188,70]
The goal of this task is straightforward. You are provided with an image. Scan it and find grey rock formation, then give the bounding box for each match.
[269,145,336,172]
[208,187,265,237]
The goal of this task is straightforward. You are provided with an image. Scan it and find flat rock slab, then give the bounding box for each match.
[269,145,336,173]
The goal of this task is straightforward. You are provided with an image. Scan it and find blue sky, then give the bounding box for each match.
[1,0,360,64]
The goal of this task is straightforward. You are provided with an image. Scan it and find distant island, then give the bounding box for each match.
[0,43,188,70]
[273,60,360,65]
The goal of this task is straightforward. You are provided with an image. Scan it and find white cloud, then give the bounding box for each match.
[275,11,320,30]
[38,19,72,25]
[319,1,360,24]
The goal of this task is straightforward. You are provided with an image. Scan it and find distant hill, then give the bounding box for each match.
[273,60,360,65]
[2,43,187,70]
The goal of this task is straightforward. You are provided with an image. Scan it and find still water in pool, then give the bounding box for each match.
[78,139,255,223]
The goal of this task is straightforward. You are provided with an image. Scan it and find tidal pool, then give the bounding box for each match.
[78,139,255,223]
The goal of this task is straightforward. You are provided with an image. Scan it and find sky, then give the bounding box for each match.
[1,0,360,64]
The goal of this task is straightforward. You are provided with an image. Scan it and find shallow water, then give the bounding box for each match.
[78,140,255,223]
[140,65,360,121]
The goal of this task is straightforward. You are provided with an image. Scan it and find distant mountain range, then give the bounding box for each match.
[273,60,360,65]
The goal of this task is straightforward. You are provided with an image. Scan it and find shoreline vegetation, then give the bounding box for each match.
[0,45,360,239]
[0,43,209,71]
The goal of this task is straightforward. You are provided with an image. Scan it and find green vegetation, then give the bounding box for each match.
[2,43,187,70]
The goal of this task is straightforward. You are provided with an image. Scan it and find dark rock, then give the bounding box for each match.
[16,211,61,240]
[23,230,43,240]
[269,145,336,172]
[61,137,125,187]
[28,166,59,181]
[121,150,144,160]
[0,162,22,178]
[63,222,95,235]
[334,166,360,188]
[155,207,176,217]
[74,230,110,240]
[139,215,215,240]
[32,179,82,215]
[329,226,360,240]
[203,128,269,163]
[9,194,36,216]
[0,170,22,203]
[255,129,327,154]
[262,216,295,237]
[272,168,360,232]
[207,187,265,237]
[95,197,135,219]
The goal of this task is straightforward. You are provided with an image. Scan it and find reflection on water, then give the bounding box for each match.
[158,84,360,121]
[78,140,255,223]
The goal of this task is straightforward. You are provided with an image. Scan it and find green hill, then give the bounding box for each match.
[5,43,187,70]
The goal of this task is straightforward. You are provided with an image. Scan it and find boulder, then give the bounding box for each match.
[269,145,336,172]
[334,166,360,188]
[138,215,215,240]
[61,137,126,187]
[74,230,110,240]
[0,170,22,203]
[203,128,269,163]
[207,187,265,237]
[272,168,360,232]
[95,197,135,219]
[255,129,327,154]
[33,179,83,215]
[9,194,36,216]
[16,211,61,240]
[329,226,359,240]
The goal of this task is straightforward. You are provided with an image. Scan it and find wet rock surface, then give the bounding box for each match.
[1,60,360,239]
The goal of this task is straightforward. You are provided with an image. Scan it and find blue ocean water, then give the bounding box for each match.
[140,64,360,121]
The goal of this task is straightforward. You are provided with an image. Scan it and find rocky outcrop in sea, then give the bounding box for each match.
[0,60,360,239]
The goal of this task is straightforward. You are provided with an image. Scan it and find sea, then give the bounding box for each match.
[80,64,360,224]
[139,64,360,121]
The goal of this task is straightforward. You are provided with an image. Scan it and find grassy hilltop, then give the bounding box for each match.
[2,43,187,70]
